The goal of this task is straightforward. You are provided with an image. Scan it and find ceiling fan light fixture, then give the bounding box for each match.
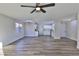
[36,7,40,11]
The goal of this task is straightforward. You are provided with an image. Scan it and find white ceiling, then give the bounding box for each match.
[0,3,79,22]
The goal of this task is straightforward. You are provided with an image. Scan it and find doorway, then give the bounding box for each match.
[42,24,53,37]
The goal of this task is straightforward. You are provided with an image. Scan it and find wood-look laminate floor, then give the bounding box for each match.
[3,36,79,56]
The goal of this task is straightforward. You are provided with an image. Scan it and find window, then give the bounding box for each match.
[43,25,52,29]
[16,23,19,33]
[19,24,23,32]
[15,23,23,33]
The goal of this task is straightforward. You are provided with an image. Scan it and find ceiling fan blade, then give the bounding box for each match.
[21,5,36,8]
[31,9,36,13]
[40,3,55,8]
[40,8,46,13]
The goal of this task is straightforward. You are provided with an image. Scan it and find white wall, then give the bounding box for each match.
[53,21,67,39]
[65,20,77,41]
[60,22,66,37]
[0,14,24,46]
[0,42,4,55]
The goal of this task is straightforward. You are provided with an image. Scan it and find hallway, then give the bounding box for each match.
[3,36,79,56]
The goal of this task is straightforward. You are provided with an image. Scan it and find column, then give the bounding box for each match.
[77,13,79,49]
[54,21,61,39]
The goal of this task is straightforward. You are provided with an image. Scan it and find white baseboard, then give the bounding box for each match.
[3,35,24,46]
[66,36,77,41]
[54,36,60,39]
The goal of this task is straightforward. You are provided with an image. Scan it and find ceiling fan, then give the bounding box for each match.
[21,3,55,13]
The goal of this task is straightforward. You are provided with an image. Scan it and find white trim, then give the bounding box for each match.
[54,36,60,39]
